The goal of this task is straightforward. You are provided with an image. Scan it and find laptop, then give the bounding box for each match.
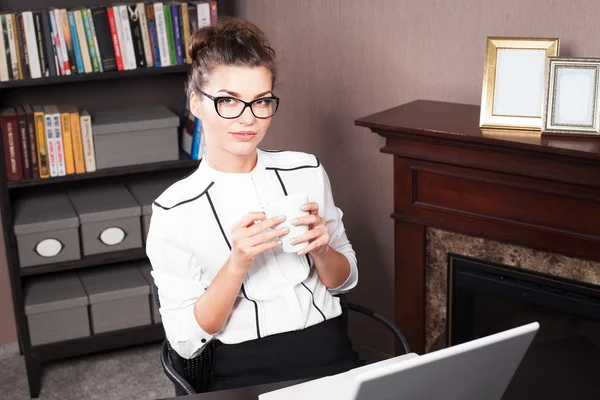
[259,322,539,400]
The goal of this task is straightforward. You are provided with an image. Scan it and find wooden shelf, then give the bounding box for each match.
[8,151,199,190]
[0,65,190,90]
[31,323,164,363]
[20,248,148,277]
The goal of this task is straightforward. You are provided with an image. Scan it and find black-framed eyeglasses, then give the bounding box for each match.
[198,90,280,119]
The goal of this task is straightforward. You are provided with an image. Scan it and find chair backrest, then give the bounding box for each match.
[152,282,222,394]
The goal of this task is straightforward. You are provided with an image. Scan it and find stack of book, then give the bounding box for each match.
[0,1,218,80]
[0,105,96,181]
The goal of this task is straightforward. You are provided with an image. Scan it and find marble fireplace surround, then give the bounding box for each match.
[425,227,600,353]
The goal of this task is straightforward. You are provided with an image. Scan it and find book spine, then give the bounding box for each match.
[5,14,20,79]
[48,9,65,75]
[34,110,50,178]
[81,9,100,73]
[137,3,153,68]
[53,9,71,75]
[180,2,191,64]
[118,6,136,70]
[0,17,9,81]
[106,7,124,71]
[17,112,31,179]
[67,11,84,74]
[24,107,39,178]
[80,114,96,172]
[52,112,66,176]
[171,5,183,65]
[69,111,85,173]
[190,118,201,160]
[112,6,128,70]
[44,113,58,177]
[1,114,23,181]
[10,14,23,79]
[154,3,170,67]
[209,1,218,25]
[127,6,145,68]
[197,3,210,28]
[59,9,77,74]
[163,5,176,66]
[91,7,117,72]
[16,14,29,79]
[74,10,92,73]
[145,4,160,67]
[59,111,74,174]
[88,9,103,72]
[23,12,42,78]
[39,11,56,77]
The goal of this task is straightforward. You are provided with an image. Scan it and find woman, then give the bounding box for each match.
[146,17,362,392]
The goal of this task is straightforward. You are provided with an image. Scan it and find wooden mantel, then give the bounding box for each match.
[355,100,600,355]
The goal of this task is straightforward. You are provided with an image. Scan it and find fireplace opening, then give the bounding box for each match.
[447,254,600,399]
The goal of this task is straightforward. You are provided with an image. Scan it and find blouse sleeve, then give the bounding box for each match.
[318,164,359,294]
[145,204,214,359]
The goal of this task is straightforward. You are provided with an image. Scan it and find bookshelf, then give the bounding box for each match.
[0,1,234,397]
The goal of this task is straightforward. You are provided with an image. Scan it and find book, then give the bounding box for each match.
[91,6,117,72]
[136,3,153,68]
[52,8,71,75]
[0,16,8,81]
[73,9,92,73]
[15,107,31,179]
[48,9,65,75]
[153,3,170,67]
[68,105,85,173]
[5,14,20,79]
[106,7,123,71]
[22,12,42,78]
[180,2,191,64]
[42,105,59,177]
[0,108,23,181]
[67,10,84,74]
[145,3,160,67]
[127,5,146,68]
[15,13,30,79]
[118,5,136,70]
[39,10,57,77]
[170,3,183,65]
[59,8,77,75]
[88,9,104,73]
[32,105,50,178]
[81,8,100,73]
[57,105,75,174]
[162,5,177,66]
[79,110,96,172]
[22,105,39,179]
[112,6,128,70]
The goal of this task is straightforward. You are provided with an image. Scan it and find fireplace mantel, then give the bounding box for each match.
[355,100,600,354]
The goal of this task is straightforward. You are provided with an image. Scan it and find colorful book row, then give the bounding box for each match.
[0,1,218,80]
[0,105,96,181]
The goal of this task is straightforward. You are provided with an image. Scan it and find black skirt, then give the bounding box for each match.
[208,316,364,391]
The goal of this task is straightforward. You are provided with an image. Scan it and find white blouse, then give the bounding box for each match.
[146,149,359,359]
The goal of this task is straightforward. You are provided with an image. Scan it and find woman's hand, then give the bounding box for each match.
[228,212,288,275]
[290,202,330,257]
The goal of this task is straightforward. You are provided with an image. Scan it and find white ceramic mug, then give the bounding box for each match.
[263,193,310,253]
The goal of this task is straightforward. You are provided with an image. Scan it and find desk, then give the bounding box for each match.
[157,380,305,400]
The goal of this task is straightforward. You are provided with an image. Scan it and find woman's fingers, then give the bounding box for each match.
[232,212,267,231]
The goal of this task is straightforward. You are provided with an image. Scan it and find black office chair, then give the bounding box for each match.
[152,283,411,396]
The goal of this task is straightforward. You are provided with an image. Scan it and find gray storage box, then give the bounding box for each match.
[91,106,179,170]
[68,184,142,256]
[24,272,90,345]
[138,261,161,323]
[79,263,151,334]
[126,176,178,243]
[13,193,81,268]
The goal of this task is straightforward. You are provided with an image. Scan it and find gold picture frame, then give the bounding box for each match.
[480,37,560,131]
[542,57,600,137]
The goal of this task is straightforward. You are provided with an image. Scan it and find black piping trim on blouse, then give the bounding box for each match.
[301,283,326,322]
[153,181,214,211]
[206,190,262,339]
[273,170,288,196]
[265,158,321,171]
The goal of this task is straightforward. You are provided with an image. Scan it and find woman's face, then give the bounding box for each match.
[190,65,275,161]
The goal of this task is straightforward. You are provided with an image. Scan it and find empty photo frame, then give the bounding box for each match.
[542,57,600,136]
[480,37,560,131]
